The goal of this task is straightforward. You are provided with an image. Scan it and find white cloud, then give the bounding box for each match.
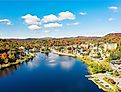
[0,19,11,25]
[108,6,119,12]
[67,22,80,26]
[58,11,75,21]
[28,25,41,30]
[108,18,115,21]
[80,12,87,16]
[41,14,58,23]
[22,11,75,30]
[44,22,62,28]
[22,14,41,25]
[41,11,75,23]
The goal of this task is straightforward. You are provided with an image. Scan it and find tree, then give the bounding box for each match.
[8,54,16,62]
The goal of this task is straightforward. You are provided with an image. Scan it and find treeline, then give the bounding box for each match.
[0,33,121,49]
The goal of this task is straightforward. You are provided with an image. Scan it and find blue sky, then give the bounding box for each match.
[0,0,121,38]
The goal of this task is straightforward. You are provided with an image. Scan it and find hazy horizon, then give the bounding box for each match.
[0,32,114,39]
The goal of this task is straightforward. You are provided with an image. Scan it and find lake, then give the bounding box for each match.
[0,53,103,92]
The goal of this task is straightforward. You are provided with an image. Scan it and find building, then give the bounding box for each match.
[80,43,89,48]
[110,60,121,72]
[104,43,117,51]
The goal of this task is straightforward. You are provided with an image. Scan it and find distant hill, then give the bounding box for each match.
[1,33,121,45]
[100,33,121,43]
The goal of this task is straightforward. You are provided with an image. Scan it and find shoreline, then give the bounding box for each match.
[0,53,36,70]
[52,51,115,92]
[0,51,118,92]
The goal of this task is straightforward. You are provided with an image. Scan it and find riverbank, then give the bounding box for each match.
[52,51,117,92]
[0,53,36,70]
[86,74,117,92]
[0,52,104,92]
[53,51,76,58]
[53,51,95,74]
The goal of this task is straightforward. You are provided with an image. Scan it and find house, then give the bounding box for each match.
[19,46,25,50]
[24,48,29,55]
[72,44,77,48]
[89,51,101,58]
[80,43,89,48]
[110,60,121,72]
[77,48,87,55]
[104,43,117,51]
[30,47,37,52]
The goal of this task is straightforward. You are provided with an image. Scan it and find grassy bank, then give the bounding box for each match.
[76,55,99,74]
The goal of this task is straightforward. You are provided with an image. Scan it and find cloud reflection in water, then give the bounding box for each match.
[27,55,40,69]
[60,60,75,70]
[46,54,59,68]
[47,53,75,70]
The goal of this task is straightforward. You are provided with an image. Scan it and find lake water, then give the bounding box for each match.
[0,53,103,92]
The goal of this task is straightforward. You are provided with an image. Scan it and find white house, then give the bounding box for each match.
[104,43,117,51]
[80,43,89,48]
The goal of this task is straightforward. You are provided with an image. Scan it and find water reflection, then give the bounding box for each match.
[46,53,75,70]
[0,54,38,77]
[0,65,20,77]
[60,60,75,70]
[47,62,57,68]
[45,52,49,56]
[0,53,75,77]
[0,53,103,92]
[57,56,76,70]
[27,54,41,69]
[48,53,59,60]
[27,61,39,69]
[46,53,58,68]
